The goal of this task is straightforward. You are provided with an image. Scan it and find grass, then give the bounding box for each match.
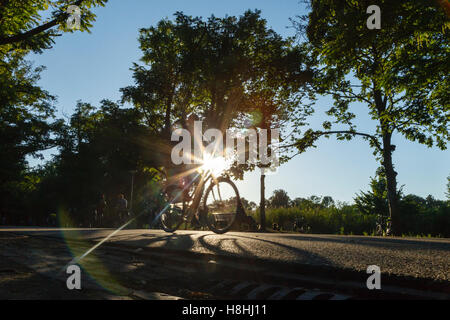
[250,204,449,237]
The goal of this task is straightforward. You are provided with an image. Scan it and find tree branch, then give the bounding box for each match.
[321,90,372,105]
[0,0,84,46]
[281,130,382,152]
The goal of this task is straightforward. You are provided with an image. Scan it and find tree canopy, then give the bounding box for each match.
[0,0,108,221]
[0,4,448,236]
[292,0,449,234]
[0,0,108,53]
[121,10,312,177]
[269,189,291,208]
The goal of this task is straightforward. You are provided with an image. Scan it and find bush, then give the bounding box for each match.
[254,204,377,235]
[253,198,449,237]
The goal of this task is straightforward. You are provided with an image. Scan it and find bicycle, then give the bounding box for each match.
[157,158,245,235]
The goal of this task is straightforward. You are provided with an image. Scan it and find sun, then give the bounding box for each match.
[200,153,232,177]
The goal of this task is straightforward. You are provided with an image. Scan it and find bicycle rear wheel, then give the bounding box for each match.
[202,177,240,234]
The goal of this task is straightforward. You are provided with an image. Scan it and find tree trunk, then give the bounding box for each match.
[260,171,266,231]
[381,132,399,235]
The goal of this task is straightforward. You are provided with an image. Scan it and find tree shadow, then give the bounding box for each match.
[256,234,450,252]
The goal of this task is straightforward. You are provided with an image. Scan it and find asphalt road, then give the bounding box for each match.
[2,227,449,284]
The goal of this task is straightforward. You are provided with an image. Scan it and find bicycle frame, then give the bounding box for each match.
[171,169,214,224]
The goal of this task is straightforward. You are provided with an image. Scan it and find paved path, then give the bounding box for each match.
[1,227,449,283]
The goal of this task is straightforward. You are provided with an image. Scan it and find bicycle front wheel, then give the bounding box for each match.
[203,177,240,234]
[160,186,185,233]
[160,205,184,233]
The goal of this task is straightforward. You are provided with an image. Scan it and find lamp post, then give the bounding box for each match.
[258,164,271,232]
[260,168,266,231]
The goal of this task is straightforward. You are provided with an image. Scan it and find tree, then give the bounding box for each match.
[291,197,307,207]
[0,0,108,52]
[248,201,258,211]
[238,197,257,212]
[122,10,310,153]
[122,11,312,229]
[446,176,450,200]
[354,167,401,216]
[308,195,321,205]
[269,189,291,208]
[321,196,335,208]
[293,0,449,234]
[0,0,108,222]
[0,50,58,220]
[34,100,161,225]
[0,0,109,163]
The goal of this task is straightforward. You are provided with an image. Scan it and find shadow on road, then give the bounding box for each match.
[249,234,450,252]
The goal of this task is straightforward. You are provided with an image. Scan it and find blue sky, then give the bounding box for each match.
[28,0,449,202]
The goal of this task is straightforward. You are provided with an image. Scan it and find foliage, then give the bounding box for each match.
[1,5,448,236]
[292,0,450,234]
[26,100,163,225]
[0,0,108,53]
[446,175,450,200]
[354,167,401,216]
[253,193,449,237]
[268,189,291,208]
[0,51,58,219]
[121,10,313,177]
[0,0,108,223]
[255,203,377,235]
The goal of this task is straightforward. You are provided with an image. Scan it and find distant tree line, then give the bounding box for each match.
[256,169,450,237]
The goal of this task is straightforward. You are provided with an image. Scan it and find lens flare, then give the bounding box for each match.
[200,153,232,177]
[57,207,130,295]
